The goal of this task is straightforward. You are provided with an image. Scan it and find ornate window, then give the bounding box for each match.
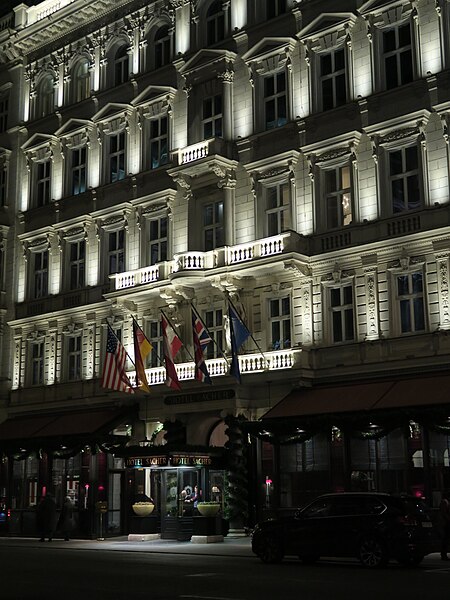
[268,296,291,350]
[204,307,224,359]
[70,147,87,195]
[35,159,51,207]
[263,72,287,130]
[202,94,223,139]
[31,339,45,385]
[67,333,82,381]
[266,182,291,236]
[73,59,91,103]
[107,229,125,275]
[328,284,355,343]
[147,320,163,368]
[148,215,168,265]
[382,22,414,89]
[114,45,129,86]
[320,47,347,111]
[107,132,126,183]
[149,116,169,169]
[203,200,224,251]
[325,164,353,229]
[396,271,425,334]
[36,75,55,118]
[206,1,225,46]
[33,249,49,299]
[388,145,420,213]
[155,26,171,69]
[68,239,85,290]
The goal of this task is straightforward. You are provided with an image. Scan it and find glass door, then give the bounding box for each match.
[107,472,123,536]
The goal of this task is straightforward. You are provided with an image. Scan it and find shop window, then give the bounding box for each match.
[206,1,225,46]
[329,284,355,343]
[324,164,352,229]
[107,229,125,275]
[204,307,224,359]
[263,72,287,130]
[389,145,421,213]
[70,147,87,196]
[383,22,414,90]
[68,239,85,290]
[202,94,223,139]
[269,296,291,350]
[149,116,168,170]
[148,215,168,265]
[320,48,347,111]
[203,200,224,251]
[265,181,291,236]
[11,458,38,509]
[396,272,425,334]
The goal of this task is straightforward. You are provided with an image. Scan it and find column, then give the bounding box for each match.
[218,170,236,246]
[219,66,234,141]
[436,252,450,330]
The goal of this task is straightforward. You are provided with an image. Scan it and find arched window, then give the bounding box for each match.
[36,75,54,118]
[154,27,171,69]
[206,1,225,46]
[114,45,129,85]
[73,59,90,103]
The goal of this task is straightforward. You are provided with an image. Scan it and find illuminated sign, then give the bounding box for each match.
[164,389,235,406]
[125,456,169,468]
[171,455,212,467]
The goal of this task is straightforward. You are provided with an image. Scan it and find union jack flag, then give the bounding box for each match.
[192,310,212,385]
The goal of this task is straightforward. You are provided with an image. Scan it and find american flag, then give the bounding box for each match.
[101,328,135,394]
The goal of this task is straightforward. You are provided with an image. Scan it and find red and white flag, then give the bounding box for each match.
[101,327,135,394]
[161,312,183,390]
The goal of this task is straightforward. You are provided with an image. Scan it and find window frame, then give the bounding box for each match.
[323,163,353,230]
[66,237,86,291]
[31,247,49,300]
[387,143,422,215]
[72,58,91,104]
[66,332,82,381]
[202,93,223,140]
[326,282,356,344]
[30,338,45,386]
[202,198,225,252]
[35,74,55,119]
[390,267,427,336]
[203,305,224,359]
[105,227,125,277]
[114,45,130,86]
[148,115,169,170]
[206,0,227,47]
[381,21,415,91]
[106,130,126,184]
[318,46,348,112]
[69,145,87,196]
[266,0,288,20]
[268,295,292,351]
[264,179,292,237]
[263,70,288,131]
[34,159,52,208]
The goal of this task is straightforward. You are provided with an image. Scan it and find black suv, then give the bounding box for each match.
[252,492,439,568]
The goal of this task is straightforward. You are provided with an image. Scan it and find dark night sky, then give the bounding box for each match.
[0,1,42,19]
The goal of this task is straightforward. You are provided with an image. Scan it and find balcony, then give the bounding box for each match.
[111,232,305,291]
[171,138,237,177]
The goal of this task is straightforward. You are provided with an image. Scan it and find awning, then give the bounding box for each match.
[0,407,134,455]
[262,374,450,421]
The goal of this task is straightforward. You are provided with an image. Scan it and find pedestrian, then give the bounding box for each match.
[36,493,57,542]
[437,493,450,561]
[57,496,74,541]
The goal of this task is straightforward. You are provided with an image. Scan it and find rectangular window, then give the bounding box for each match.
[203,200,224,251]
[71,147,87,195]
[204,308,223,359]
[150,117,168,169]
[383,23,414,90]
[269,297,291,350]
[0,163,7,206]
[148,320,163,368]
[155,29,171,69]
[69,240,85,290]
[389,145,420,213]
[267,0,287,19]
[266,182,291,236]
[67,335,82,381]
[325,165,352,229]
[149,216,168,265]
[397,272,425,333]
[108,132,125,183]
[108,230,125,275]
[31,340,44,385]
[320,48,347,111]
[264,72,287,130]
[36,160,51,207]
[202,95,223,139]
[330,285,355,343]
[0,95,8,133]
[33,250,48,299]
[206,5,225,46]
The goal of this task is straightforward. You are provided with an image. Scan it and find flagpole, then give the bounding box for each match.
[191,303,230,368]
[160,309,196,364]
[227,296,268,369]
[131,315,165,368]
[107,323,137,370]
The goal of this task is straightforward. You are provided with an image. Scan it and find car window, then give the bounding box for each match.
[301,499,333,518]
[361,498,386,515]
[330,497,363,516]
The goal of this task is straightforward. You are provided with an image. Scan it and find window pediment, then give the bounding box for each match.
[245,150,300,181]
[22,133,58,155]
[180,49,236,82]
[55,118,92,139]
[132,85,176,109]
[92,103,132,124]
[243,38,296,74]
[298,13,357,51]
[359,0,414,27]
[302,131,362,165]
[365,110,431,148]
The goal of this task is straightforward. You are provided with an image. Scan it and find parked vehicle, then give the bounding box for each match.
[252,492,439,568]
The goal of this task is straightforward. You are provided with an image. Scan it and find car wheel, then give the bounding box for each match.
[358,537,388,568]
[258,536,284,564]
[397,554,424,567]
[300,555,320,565]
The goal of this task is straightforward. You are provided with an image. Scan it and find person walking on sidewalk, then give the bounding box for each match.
[36,493,57,542]
[57,496,74,541]
[437,493,450,560]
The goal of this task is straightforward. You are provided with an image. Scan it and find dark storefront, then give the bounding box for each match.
[248,374,450,521]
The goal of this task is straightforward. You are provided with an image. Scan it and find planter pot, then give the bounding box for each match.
[197,504,220,517]
[132,503,155,517]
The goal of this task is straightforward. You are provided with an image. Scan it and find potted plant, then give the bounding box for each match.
[132,501,155,517]
[196,501,221,517]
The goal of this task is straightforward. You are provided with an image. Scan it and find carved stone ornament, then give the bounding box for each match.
[380,126,419,145]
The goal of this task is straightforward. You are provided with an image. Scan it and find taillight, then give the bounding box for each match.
[7,509,10,518]
[397,515,419,526]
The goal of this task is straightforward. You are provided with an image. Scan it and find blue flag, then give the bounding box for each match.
[229,303,251,383]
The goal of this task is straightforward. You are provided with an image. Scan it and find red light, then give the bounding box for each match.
[7,509,10,518]
[84,484,90,489]
[98,485,105,491]
[265,478,272,485]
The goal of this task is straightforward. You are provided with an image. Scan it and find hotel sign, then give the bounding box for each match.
[164,389,235,406]
[171,455,212,466]
[125,456,169,468]
[125,454,216,468]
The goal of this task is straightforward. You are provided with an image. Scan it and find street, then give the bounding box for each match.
[0,539,449,600]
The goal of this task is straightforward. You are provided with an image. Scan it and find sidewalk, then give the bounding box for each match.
[0,534,255,557]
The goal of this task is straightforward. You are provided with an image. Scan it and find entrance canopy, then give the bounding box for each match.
[247,373,450,443]
[0,406,134,456]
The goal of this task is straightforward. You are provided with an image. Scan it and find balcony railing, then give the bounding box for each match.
[178,141,210,165]
[111,232,297,291]
[127,348,298,387]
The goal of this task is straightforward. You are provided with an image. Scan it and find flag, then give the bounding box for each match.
[101,327,135,394]
[229,303,251,383]
[192,310,212,385]
[161,312,183,390]
[132,318,152,392]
